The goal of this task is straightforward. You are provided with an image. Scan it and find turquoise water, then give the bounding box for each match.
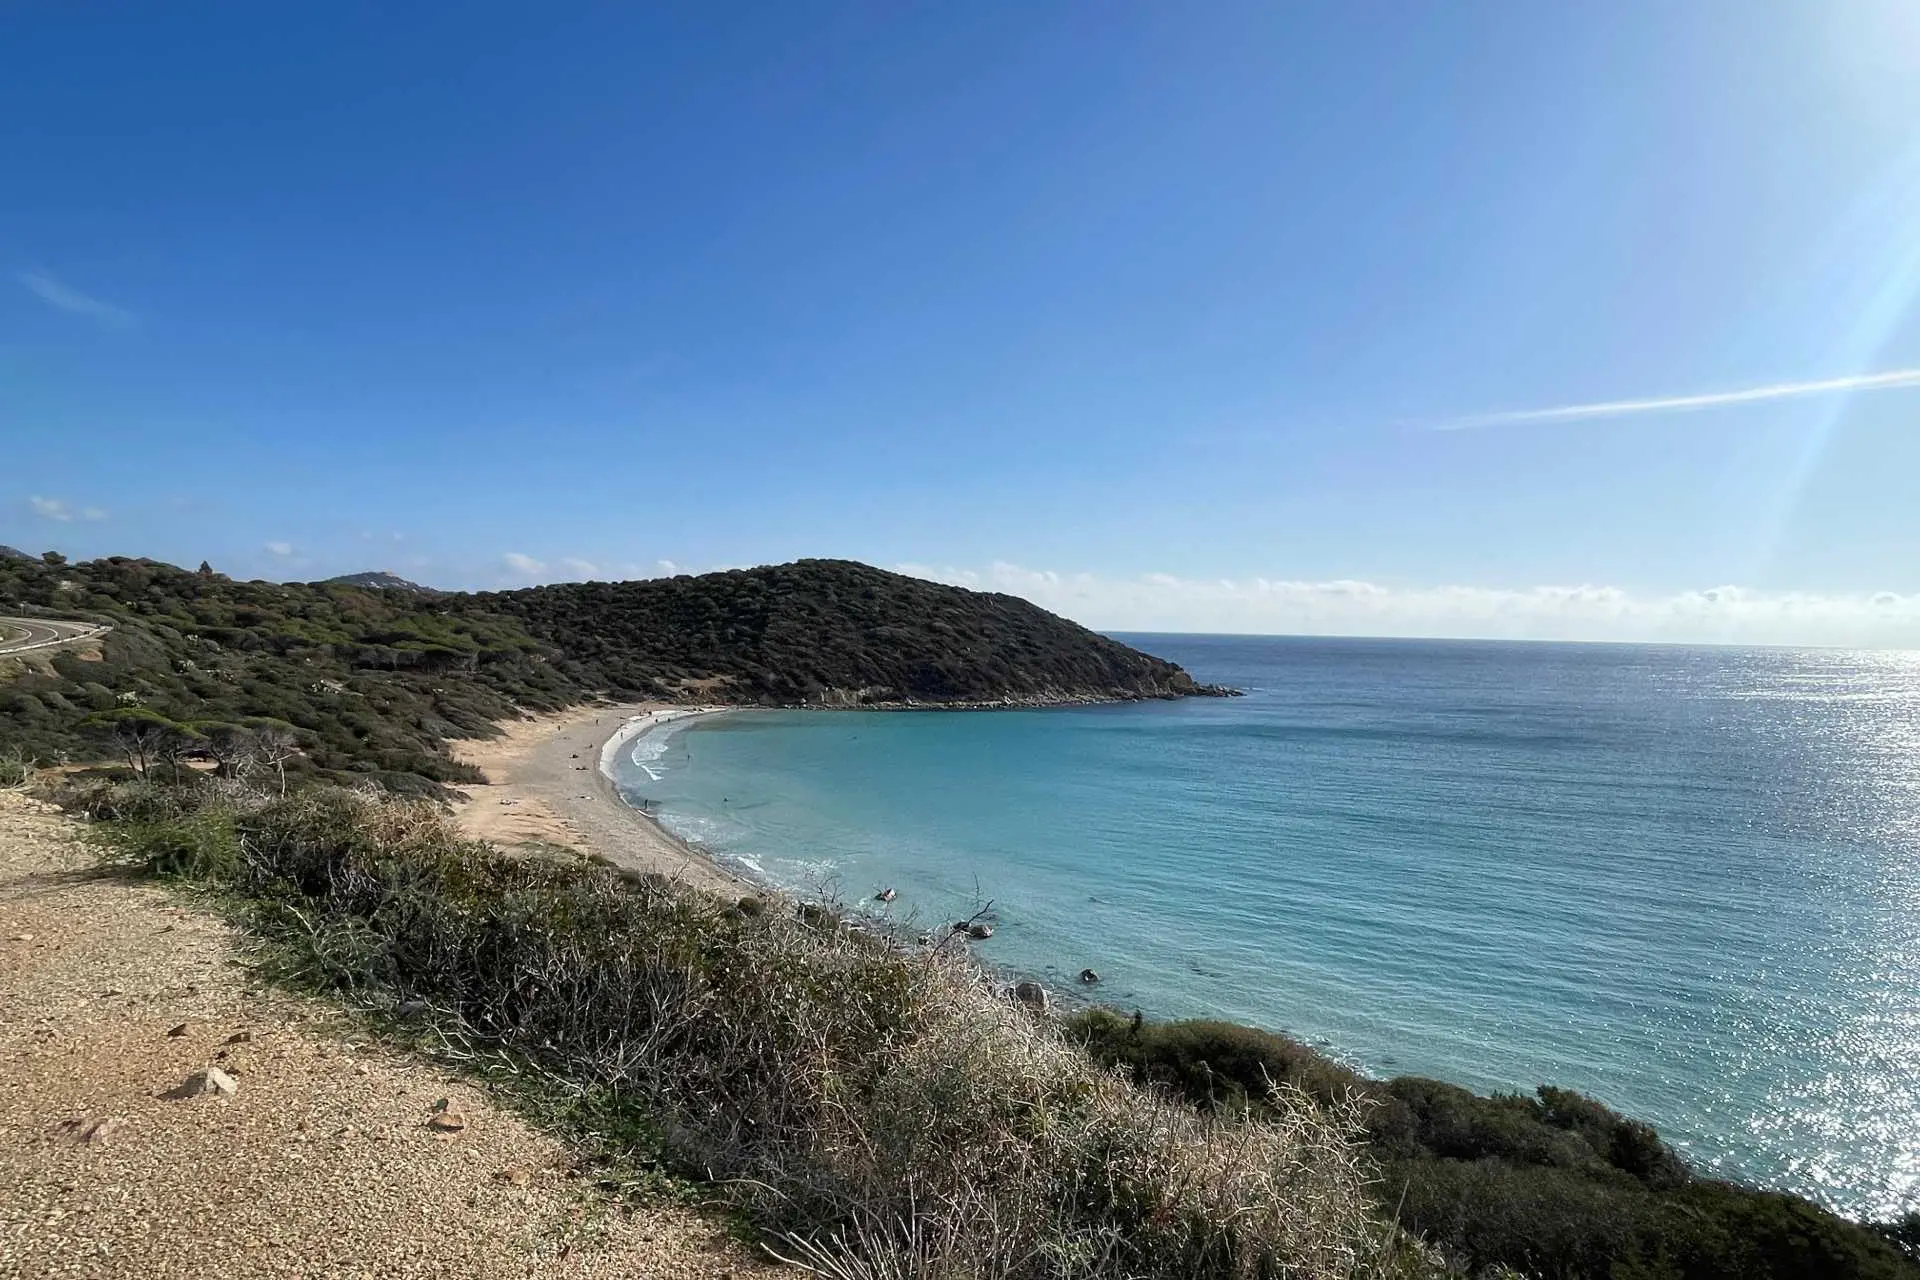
[610,636,1920,1219]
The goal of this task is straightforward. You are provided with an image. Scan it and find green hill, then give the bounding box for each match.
[474,559,1223,706]
[0,552,1224,787]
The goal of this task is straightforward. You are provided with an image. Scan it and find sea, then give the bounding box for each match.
[607,635,1920,1221]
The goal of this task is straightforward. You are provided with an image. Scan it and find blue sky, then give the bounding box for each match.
[7,2,1920,643]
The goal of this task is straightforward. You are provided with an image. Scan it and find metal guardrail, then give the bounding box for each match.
[0,620,113,657]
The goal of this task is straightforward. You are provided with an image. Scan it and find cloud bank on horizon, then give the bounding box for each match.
[899,561,1920,649]
[1437,367,1920,430]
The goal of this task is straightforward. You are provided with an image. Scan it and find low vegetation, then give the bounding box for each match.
[0,553,1221,788]
[66,774,1421,1280]
[1067,1012,1919,1280]
[0,553,573,787]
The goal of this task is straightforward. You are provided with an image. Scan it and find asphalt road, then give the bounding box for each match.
[0,616,108,657]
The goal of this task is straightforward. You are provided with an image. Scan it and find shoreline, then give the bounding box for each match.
[590,705,764,890]
[596,705,726,777]
[452,702,754,897]
[474,704,1074,1001]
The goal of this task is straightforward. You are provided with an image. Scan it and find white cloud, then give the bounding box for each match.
[264,541,295,557]
[1437,367,1920,430]
[16,270,133,326]
[502,552,546,577]
[29,495,106,523]
[895,562,1920,648]
[559,557,600,579]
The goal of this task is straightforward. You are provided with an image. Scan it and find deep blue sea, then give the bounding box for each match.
[609,635,1920,1219]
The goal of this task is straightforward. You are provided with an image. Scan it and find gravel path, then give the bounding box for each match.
[0,790,774,1279]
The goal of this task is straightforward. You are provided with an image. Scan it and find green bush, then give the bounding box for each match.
[1068,1009,1371,1112]
[1067,1013,1915,1280]
[118,810,242,880]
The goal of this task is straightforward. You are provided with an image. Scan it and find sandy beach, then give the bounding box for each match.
[452,702,748,897]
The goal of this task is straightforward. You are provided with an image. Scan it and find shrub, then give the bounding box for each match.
[0,747,31,788]
[1067,1010,1371,1114]
[125,785,1412,1280]
[1069,1015,1916,1280]
[116,810,242,880]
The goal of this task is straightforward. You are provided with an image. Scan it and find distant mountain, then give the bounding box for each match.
[322,570,432,592]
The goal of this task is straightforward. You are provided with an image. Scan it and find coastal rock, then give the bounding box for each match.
[1012,981,1049,1013]
[966,922,995,940]
[874,887,897,903]
[1079,969,1101,984]
[426,1109,468,1133]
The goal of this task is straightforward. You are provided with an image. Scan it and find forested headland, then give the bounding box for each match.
[0,551,1221,786]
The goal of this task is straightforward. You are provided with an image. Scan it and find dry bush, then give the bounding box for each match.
[0,747,33,789]
[116,783,1423,1280]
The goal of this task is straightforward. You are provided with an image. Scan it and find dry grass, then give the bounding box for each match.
[0,747,33,790]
